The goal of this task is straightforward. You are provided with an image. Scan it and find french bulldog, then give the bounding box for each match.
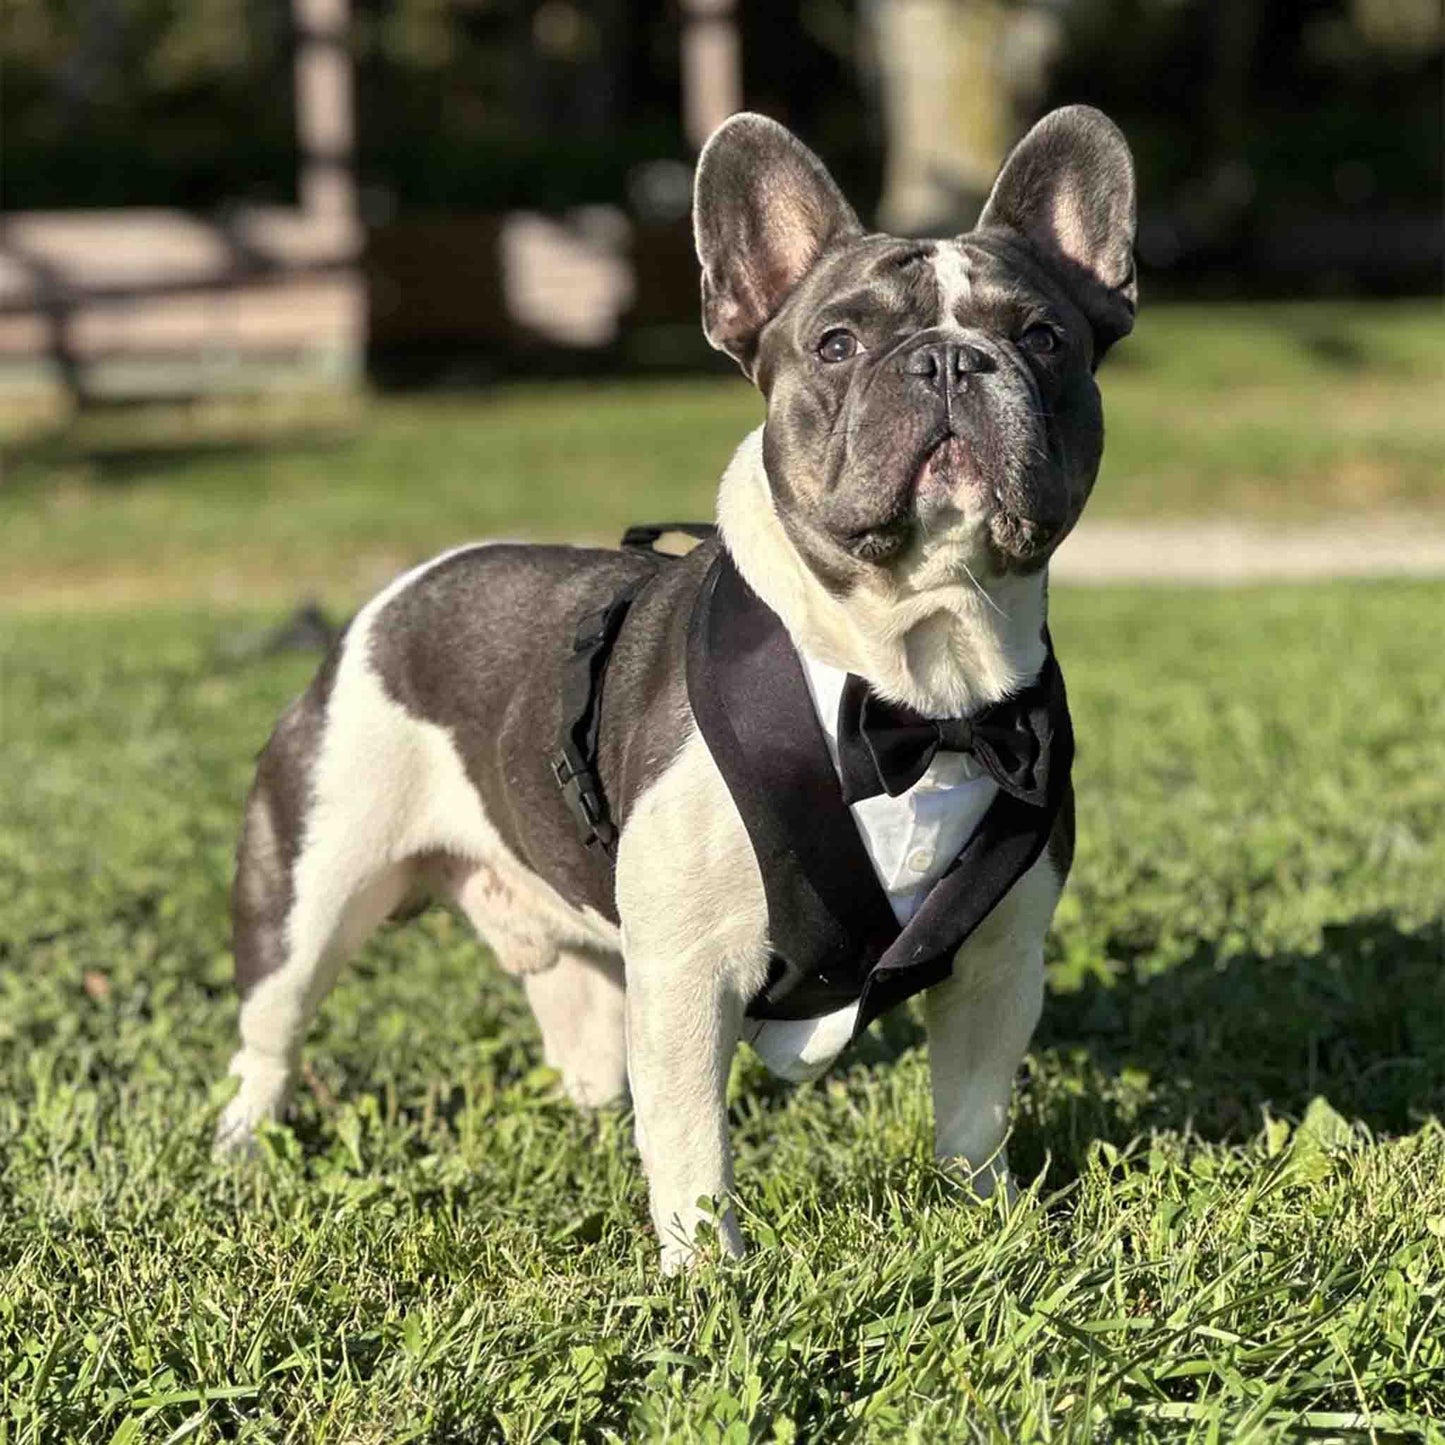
[216,105,1137,1272]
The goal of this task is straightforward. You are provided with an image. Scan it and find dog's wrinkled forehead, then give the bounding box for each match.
[775,231,1079,349]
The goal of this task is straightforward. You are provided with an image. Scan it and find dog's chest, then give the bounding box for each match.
[742,652,999,1082]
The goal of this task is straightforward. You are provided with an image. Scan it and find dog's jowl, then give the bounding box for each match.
[216,106,1137,1272]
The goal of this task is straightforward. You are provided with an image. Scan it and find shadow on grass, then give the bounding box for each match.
[1295,324,1368,371]
[2,413,354,488]
[754,912,1444,1185]
[1014,912,1445,1182]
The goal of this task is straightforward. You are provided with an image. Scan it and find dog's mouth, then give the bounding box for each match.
[838,432,1068,571]
[912,436,976,515]
[918,433,1070,569]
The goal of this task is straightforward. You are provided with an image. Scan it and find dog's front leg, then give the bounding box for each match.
[924,860,1059,1200]
[615,733,770,1272]
[625,952,745,1272]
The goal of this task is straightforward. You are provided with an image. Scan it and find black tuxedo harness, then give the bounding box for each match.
[552,526,1074,1040]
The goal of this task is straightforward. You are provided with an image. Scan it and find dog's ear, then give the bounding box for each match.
[978,105,1137,356]
[694,112,862,377]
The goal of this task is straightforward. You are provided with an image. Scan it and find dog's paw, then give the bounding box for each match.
[212,1101,266,1161]
[212,1054,293,1160]
[940,1153,1019,1207]
[656,1202,746,1275]
[658,1232,746,1276]
[658,1239,696,1277]
[560,1067,629,1111]
[975,1165,1020,1208]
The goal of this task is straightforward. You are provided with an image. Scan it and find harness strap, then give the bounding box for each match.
[550,524,716,857]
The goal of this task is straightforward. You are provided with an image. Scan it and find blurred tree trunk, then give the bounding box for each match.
[680,0,741,150]
[294,0,356,221]
[867,0,1060,235]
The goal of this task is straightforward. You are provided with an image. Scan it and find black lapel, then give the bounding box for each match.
[686,550,901,1017]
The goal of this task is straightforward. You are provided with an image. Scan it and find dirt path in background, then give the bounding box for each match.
[5,513,1445,613]
[1051,512,1445,584]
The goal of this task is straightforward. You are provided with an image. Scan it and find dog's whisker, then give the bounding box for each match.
[959,556,1008,618]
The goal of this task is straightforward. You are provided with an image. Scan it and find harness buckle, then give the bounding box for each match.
[550,743,617,853]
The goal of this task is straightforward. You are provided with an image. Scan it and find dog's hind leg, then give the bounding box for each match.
[443,861,629,1110]
[215,651,415,1155]
[218,837,410,1153]
[523,951,628,1108]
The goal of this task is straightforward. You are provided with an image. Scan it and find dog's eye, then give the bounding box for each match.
[817,329,859,363]
[1019,324,1061,356]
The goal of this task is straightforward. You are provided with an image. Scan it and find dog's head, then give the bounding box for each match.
[695,107,1136,588]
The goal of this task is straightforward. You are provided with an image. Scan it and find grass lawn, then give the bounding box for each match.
[1,300,1441,611]
[3,581,1444,1441]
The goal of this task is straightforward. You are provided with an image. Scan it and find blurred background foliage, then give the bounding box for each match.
[2,0,299,210]
[4,0,1440,295]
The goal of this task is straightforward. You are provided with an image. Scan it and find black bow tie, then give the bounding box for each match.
[836,656,1062,806]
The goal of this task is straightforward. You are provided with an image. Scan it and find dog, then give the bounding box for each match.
[215,105,1137,1272]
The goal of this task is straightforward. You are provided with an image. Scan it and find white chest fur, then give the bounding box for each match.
[743,652,999,1082]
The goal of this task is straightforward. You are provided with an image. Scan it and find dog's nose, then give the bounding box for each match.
[902,340,994,394]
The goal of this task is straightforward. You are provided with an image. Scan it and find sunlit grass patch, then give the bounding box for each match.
[2,580,1443,1439]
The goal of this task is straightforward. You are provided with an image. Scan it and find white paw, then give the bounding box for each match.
[658,1239,695,1277]
[213,1096,268,1159]
[561,1067,629,1110]
[655,1206,746,1275]
[212,1054,292,1159]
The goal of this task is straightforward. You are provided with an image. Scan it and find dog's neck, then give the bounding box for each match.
[717,427,1048,718]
